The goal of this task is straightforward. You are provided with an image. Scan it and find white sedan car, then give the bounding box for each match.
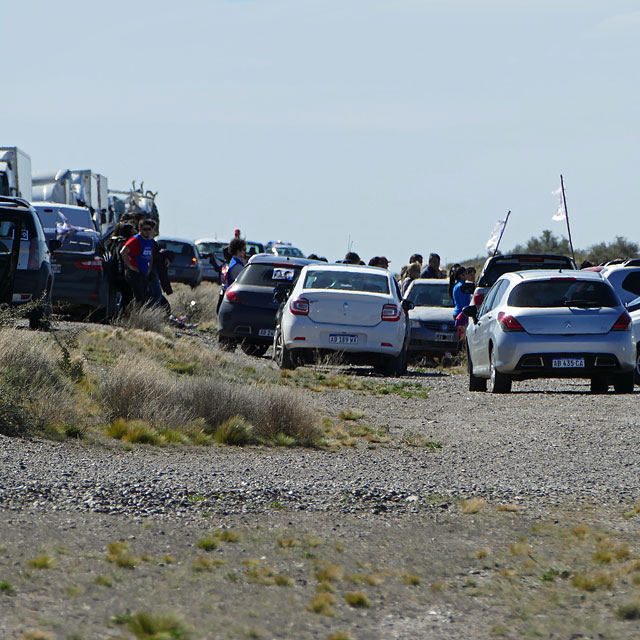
[273,264,410,376]
[464,270,635,393]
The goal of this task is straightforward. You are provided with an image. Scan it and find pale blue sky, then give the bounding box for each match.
[3,0,639,267]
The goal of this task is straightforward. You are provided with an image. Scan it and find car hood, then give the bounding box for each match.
[409,306,454,322]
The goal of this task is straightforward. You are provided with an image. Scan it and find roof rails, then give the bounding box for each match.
[0,196,32,209]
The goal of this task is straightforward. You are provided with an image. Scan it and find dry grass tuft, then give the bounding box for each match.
[21,631,55,640]
[315,563,344,582]
[497,503,520,512]
[113,303,171,335]
[571,524,591,538]
[460,497,486,514]
[309,593,336,615]
[344,591,371,608]
[26,554,55,570]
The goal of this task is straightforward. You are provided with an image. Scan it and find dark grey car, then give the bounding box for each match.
[217,254,316,356]
[156,237,203,288]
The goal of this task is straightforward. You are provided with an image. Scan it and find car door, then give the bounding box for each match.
[470,279,510,373]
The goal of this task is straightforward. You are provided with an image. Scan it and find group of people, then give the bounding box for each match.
[106,217,175,313]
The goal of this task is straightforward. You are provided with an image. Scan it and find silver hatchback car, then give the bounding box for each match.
[464,270,635,393]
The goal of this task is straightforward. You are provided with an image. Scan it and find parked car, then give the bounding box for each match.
[473,254,577,307]
[195,238,227,283]
[217,254,316,355]
[266,241,305,258]
[155,237,202,288]
[273,263,411,375]
[48,231,116,322]
[600,261,640,306]
[32,202,99,234]
[404,278,460,360]
[627,295,640,384]
[0,196,56,328]
[464,270,635,394]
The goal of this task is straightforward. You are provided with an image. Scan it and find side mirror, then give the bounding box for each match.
[401,299,415,312]
[462,305,478,323]
[48,239,61,253]
[460,282,475,295]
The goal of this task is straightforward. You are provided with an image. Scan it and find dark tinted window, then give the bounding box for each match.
[479,257,575,287]
[621,272,640,296]
[508,279,619,308]
[303,269,389,294]
[157,240,195,257]
[406,282,452,307]
[59,234,96,253]
[236,263,304,286]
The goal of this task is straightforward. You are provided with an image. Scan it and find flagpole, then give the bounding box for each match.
[559,175,575,261]
[493,211,511,256]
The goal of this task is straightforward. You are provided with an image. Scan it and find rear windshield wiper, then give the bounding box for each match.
[563,300,602,308]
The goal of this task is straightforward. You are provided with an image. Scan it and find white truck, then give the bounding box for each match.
[0,147,32,201]
[32,168,112,233]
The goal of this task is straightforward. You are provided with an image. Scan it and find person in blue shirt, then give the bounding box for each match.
[450,265,471,320]
[120,220,155,304]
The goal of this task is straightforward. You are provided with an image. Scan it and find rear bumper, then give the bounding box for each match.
[168,266,202,286]
[510,352,633,380]
[218,302,278,343]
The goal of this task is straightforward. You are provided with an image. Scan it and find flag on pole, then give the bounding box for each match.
[486,218,507,254]
[552,186,566,221]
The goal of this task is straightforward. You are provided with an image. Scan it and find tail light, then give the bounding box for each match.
[498,311,525,332]
[472,292,484,306]
[611,312,631,331]
[381,303,401,322]
[74,258,103,272]
[190,256,197,266]
[225,288,240,303]
[290,297,309,316]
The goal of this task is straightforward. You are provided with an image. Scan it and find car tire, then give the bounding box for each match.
[590,377,609,394]
[613,371,634,394]
[489,348,511,393]
[382,346,407,377]
[468,347,487,392]
[241,342,269,358]
[273,329,296,370]
[218,336,237,352]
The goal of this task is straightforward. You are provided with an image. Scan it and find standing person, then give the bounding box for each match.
[465,266,477,284]
[108,222,136,312]
[450,266,471,338]
[409,253,423,266]
[400,261,421,295]
[420,253,443,278]
[217,238,246,313]
[120,219,155,305]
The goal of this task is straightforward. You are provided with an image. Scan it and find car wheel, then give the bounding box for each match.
[240,342,269,358]
[468,347,487,392]
[382,346,407,377]
[218,336,237,352]
[589,377,609,394]
[273,329,296,370]
[635,345,640,386]
[613,371,634,394]
[489,348,511,393]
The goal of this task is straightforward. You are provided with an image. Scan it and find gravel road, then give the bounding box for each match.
[2,338,640,639]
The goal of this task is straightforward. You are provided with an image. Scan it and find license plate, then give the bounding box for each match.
[259,328,274,337]
[435,332,455,342]
[51,263,61,274]
[552,358,585,368]
[329,334,358,344]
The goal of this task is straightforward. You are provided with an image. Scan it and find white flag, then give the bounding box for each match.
[486,218,507,254]
[552,187,566,221]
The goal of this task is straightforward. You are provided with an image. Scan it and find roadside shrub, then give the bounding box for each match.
[114,303,170,335]
[0,385,34,437]
[0,330,62,388]
[213,415,255,445]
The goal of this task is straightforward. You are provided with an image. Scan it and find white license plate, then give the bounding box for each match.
[51,263,61,274]
[435,332,455,342]
[259,328,274,337]
[552,358,585,368]
[329,334,358,344]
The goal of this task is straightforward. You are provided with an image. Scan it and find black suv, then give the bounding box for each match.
[472,254,577,307]
[217,254,317,356]
[0,197,57,328]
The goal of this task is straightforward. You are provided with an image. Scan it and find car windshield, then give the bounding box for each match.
[197,241,226,255]
[275,246,304,257]
[246,242,264,256]
[406,283,452,307]
[35,209,62,228]
[303,269,390,294]
[38,208,93,229]
[157,240,196,257]
[236,263,304,287]
[479,258,575,287]
[508,280,619,308]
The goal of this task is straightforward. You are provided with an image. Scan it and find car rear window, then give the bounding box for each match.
[59,234,95,253]
[479,257,575,287]
[0,217,37,253]
[406,283,452,307]
[508,280,619,308]
[157,241,195,257]
[303,270,390,294]
[236,263,303,286]
[621,272,640,297]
